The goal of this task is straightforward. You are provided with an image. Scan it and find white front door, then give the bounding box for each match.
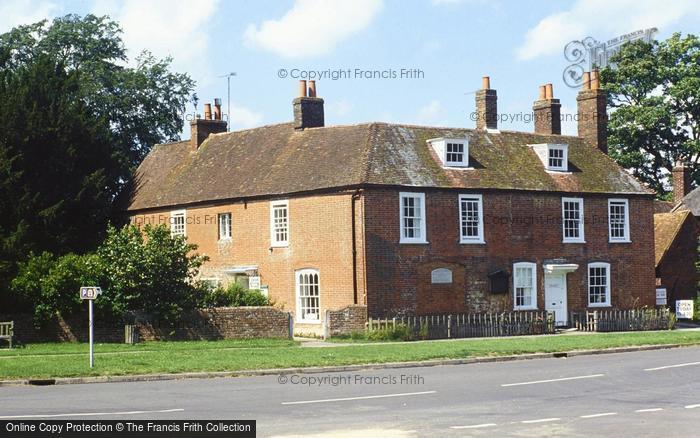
[545,273,568,326]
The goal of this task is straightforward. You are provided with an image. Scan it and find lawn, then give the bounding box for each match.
[1,331,700,380]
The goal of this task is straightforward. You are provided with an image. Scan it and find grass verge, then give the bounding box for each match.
[1,331,699,380]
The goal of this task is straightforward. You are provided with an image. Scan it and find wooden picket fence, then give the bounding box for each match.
[367,311,555,340]
[570,308,673,332]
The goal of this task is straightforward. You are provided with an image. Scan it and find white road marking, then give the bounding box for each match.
[644,361,700,371]
[450,423,497,429]
[281,390,437,405]
[521,418,560,424]
[580,412,617,419]
[501,374,604,387]
[635,408,663,413]
[685,404,700,409]
[0,409,184,419]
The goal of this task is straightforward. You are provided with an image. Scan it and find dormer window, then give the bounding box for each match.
[530,143,569,172]
[427,137,469,168]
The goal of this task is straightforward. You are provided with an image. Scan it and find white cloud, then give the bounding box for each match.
[517,0,700,60]
[244,0,383,58]
[0,0,58,34]
[91,0,219,79]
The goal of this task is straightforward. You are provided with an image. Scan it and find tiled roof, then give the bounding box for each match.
[654,200,674,214]
[654,210,692,266]
[125,122,653,212]
[675,186,700,216]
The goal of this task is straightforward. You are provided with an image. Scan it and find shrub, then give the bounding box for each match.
[199,282,271,308]
[366,324,412,341]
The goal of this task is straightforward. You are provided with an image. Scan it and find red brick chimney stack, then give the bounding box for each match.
[293,80,324,130]
[475,76,497,130]
[190,98,227,150]
[577,69,608,153]
[533,82,561,135]
[673,161,692,204]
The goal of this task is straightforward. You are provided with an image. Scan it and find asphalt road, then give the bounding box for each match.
[2,346,700,437]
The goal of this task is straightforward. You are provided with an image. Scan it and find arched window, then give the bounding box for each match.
[296,269,320,323]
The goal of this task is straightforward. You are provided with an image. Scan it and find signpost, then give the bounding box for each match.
[80,287,102,368]
[676,300,694,320]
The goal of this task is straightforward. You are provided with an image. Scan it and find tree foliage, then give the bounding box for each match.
[601,33,700,196]
[0,15,195,306]
[12,225,208,325]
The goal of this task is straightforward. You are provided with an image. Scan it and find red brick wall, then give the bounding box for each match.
[0,307,291,344]
[657,215,698,304]
[363,188,656,317]
[130,191,364,336]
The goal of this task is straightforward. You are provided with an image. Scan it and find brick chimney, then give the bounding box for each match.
[577,70,608,153]
[533,83,561,135]
[475,76,497,130]
[190,99,227,150]
[293,80,324,130]
[672,161,691,204]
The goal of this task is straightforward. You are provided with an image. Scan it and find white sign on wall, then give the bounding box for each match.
[655,288,667,306]
[676,300,694,319]
[431,268,453,284]
[248,276,261,290]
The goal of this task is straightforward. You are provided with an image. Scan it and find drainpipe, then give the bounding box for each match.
[351,189,362,305]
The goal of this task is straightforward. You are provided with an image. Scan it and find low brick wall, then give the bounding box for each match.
[0,307,292,344]
[325,305,368,337]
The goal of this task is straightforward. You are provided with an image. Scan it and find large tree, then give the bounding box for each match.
[601,33,700,197]
[0,15,195,305]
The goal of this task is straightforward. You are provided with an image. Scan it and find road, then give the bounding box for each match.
[1,346,700,437]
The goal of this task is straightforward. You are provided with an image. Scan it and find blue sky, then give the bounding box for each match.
[2,0,699,136]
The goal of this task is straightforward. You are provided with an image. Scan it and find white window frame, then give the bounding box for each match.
[218,212,232,240]
[296,268,321,324]
[427,137,470,168]
[547,145,567,171]
[459,194,485,244]
[513,262,537,310]
[529,143,569,172]
[608,199,630,243]
[399,192,427,244]
[170,209,186,237]
[561,197,585,243]
[270,200,289,247]
[588,262,611,307]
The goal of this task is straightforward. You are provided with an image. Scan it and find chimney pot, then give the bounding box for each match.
[204,103,212,120]
[213,98,222,121]
[308,80,317,97]
[590,69,600,90]
[545,83,553,99]
[298,80,307,98]
[482,76,491,89]
[582,71,591,90]
[538,85,546,100]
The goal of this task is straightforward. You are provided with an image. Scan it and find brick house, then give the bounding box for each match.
[125,74,656,334]
[655,165,699,306]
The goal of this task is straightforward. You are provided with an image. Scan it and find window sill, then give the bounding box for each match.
[513,306,538,311]
[460,239,485,245]
[399,240,429,245]
[218,237,232,242]
[609,239,631,244]
[563,239,586,244]
[296,319,322,324]
[270,243,289,248]
[588,304,612,308]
